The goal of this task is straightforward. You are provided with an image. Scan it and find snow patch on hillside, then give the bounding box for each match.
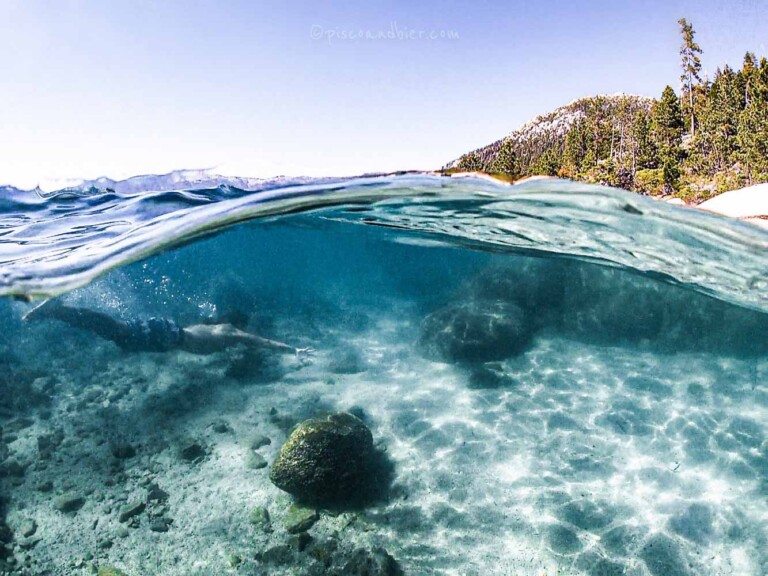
[509,109,586,142]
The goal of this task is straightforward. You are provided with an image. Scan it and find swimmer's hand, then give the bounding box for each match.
[295,347,315,363]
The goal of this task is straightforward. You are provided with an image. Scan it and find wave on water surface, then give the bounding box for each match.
[1,173,768,311]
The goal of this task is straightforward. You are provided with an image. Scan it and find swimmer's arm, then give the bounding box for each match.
[181,323,313,357]
[243,334,296,353]
[245,336,315,359]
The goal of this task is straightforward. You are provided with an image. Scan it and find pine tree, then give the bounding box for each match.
[618,97,654,178]
[456,151,485,172]
[651,86,684,191]
[678,18,703,138]
[490,138,519,176]
[695,66,743,173]
[631,111,656,171]
[737,57,768,182]
[561,119,587,177]
[742,52,758,106]
[534,147,561,176]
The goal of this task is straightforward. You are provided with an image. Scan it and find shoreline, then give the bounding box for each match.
[444,172,768,229]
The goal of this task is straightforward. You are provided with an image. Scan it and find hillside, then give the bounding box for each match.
[445,94,652,192]
[447,46,768,202]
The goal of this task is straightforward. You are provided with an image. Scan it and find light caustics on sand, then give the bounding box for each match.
[1,175,768,311]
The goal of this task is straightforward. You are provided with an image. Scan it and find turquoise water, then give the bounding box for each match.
[1,175,768,575]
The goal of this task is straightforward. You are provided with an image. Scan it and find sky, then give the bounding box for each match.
[0,0,766,189]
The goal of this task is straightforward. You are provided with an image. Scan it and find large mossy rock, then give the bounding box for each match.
[270,413,374,504]
[418,300,534,363]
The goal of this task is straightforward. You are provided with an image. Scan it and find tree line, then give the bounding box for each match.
[454,19,768,201]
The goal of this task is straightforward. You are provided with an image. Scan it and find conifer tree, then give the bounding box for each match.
[742,52,758,106]
[678,18,703,138]
[651,86,684,191]
[561,120,587,177]
[631,111,656,171]
[490,138,519,176]
[535,147,561,176]
[696,66,742,173]
[737,58,768,182]
[457,151,485,172]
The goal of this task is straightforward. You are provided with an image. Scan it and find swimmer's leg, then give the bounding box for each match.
[24,299,132,345]
[22,298,56,322]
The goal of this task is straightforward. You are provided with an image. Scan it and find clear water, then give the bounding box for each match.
[1,175,767,575]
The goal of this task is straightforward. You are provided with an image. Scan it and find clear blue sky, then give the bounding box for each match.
[1,0,766,189]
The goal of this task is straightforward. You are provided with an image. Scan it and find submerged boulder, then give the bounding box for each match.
[270,413,375,504]
[467,259,568,324]
[418,300,534,363]
[560,266,667,345]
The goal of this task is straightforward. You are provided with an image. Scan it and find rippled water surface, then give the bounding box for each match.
[0,175,767,575]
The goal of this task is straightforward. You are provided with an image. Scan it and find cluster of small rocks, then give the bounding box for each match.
[237,412,403,574]
[237,502,402,575]
[0,419,33,487]
[0,381,178,574]
[0,503,16,573]
[0,342,405,575]
[0,420,36,574]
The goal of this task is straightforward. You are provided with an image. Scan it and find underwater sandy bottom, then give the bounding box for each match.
[4,303,768,576]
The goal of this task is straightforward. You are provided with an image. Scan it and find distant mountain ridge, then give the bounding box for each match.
[0,169,324,198]
[51,169,316,195]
